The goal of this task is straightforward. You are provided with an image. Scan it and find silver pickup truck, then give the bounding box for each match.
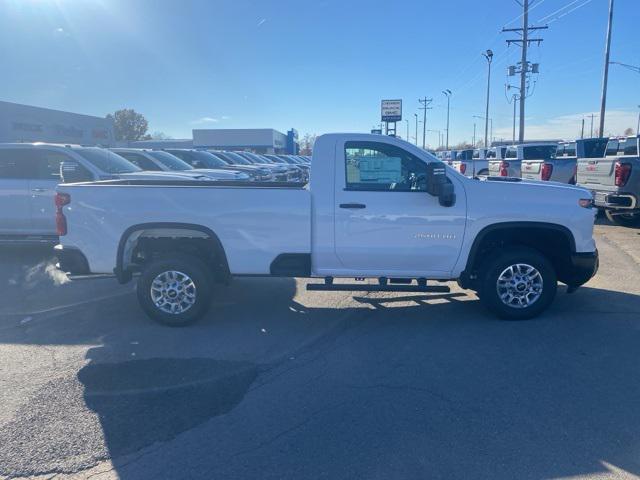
[521,139,609,184]
[489,143,558,178]
[577,135,640,227]
[452,148,489,177]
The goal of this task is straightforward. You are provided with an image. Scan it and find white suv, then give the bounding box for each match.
[0,143,203,242]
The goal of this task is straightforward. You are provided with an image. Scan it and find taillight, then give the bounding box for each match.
[541,163,553,181]
[460,163,467,174]
[55,192,70,236]
[614,162,631,187]
[499,161,509,177]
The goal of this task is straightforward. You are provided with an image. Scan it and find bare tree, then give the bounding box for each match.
[299,133,317,155]
[624,127,634,136]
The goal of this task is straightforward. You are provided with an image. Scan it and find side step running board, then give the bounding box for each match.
[306,283,450,293]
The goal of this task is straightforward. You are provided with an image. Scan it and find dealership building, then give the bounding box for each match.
[0,100,115,146]
[0,100,299,154]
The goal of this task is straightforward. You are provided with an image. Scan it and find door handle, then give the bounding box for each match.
[339,203,366,209]
[31,188,47,193]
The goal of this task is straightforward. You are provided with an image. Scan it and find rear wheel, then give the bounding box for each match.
[478,247,557,320]
[605,210,640,228]
[137,254,213,326]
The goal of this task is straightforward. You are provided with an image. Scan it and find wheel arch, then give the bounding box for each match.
[115,222,230,284]
[460,221,577,288]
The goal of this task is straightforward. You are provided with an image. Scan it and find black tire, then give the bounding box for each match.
[478,247,557,320]
[604,210,640,228]
[137,254,213,326]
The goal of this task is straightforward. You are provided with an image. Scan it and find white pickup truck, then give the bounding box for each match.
[55,134,599,325]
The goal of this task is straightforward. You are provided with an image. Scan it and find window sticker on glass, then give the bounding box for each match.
[355,156,402,184]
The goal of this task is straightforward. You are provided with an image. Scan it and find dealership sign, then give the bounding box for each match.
[381,99,402,122]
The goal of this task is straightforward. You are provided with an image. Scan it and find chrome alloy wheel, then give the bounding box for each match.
[496,263,543,309]
[150,270,197,314]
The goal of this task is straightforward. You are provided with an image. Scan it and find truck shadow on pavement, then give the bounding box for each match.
[1,275,640,479]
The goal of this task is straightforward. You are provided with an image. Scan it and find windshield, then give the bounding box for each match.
[192,151,229,168]
[206,152,230,165]
[73,147,141,173]
[225,151,256,164]
[147,151,193,170]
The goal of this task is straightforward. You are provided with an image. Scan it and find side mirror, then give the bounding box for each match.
[60,161,92,183]
[426,162,456,207]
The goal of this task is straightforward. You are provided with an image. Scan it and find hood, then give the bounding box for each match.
[118,171,210,181]
[191,168,250,180]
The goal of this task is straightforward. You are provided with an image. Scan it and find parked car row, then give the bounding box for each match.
[435,135,640,227]
[0,142,310,243]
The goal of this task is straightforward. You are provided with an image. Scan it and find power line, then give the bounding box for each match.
[545,0,595,25]
[537,0,583,23]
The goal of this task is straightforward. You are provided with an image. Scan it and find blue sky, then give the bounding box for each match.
[0,0,638,146]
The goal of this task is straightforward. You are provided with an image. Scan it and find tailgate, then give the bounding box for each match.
[521,160,542,180]
[577,158,617,188]
[488,161,502,176]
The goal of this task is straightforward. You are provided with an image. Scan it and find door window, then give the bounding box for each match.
[0,149,36,179]
[344,142,427,192]
[33,151,72,180]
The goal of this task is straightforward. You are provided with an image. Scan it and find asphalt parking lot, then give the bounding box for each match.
[1,221,639,480]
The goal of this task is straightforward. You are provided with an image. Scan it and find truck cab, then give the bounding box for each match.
[489,143,557,178]
[452,148,488,177]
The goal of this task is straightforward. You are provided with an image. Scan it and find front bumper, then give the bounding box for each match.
[562,250,599,287]
[53,244,90,275]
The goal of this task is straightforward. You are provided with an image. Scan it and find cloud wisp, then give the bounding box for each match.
[190,117,220,125]
[493,110,638,141]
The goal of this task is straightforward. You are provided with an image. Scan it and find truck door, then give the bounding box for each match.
[334,140,466,276]
[0,148,35,236]
[29,150,70,235]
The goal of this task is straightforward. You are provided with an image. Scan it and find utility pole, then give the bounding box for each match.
[405,119,410,142]
[512,97,517,143]
[418,97,432,149]
[414,113,418,146]
[590,113,595,137]
[482,50,493,149]
[599,0,614,138]
[442,90,452,149]
[503,0,547,142]
[472,123,476,147]
[637,105,640,135]
[581,118,585,139]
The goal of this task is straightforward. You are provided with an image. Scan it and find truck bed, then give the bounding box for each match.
[58,181,311,274]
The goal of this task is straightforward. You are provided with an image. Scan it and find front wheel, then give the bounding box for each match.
[478,247,557,320]
[137,254,213,326]
[605,210,640,228]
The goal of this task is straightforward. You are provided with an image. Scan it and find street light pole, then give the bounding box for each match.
[405,119,410,142]
[637,105,640,135]
[442,90,452,150]
[473,123,476,147]
[482,49,494,149]
[414,113,418,146]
